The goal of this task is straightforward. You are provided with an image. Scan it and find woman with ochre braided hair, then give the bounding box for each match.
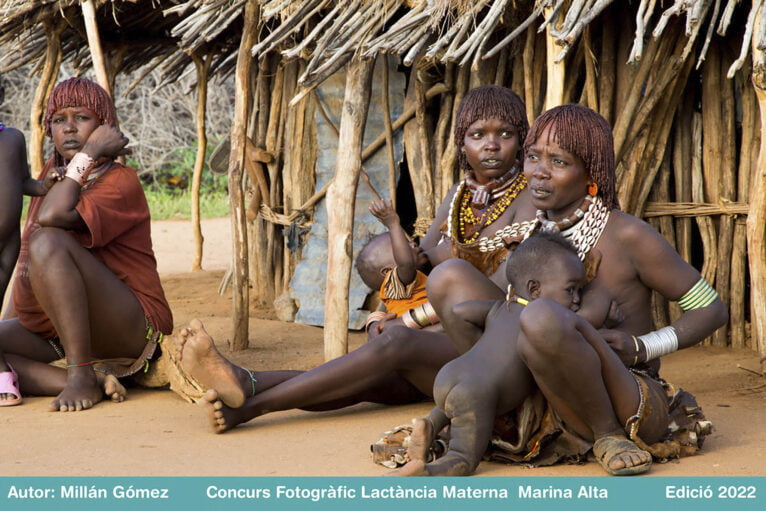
[0,78,172,412]
[169,86,538,432]
[401,104,727,476]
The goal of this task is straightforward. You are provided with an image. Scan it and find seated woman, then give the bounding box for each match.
[170,85,537,429]
[418,104,727,476]
[0,77,173,412]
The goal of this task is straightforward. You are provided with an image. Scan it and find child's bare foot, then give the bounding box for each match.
[407,417,435,463]
[386,459,427,476]
[200,389,248,434]
[97,374,127,402]
[174,319,254,407]
[49,367,102,412]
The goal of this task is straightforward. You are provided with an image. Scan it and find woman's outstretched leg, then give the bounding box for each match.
[171,319,302,407]
[186,323,458,433]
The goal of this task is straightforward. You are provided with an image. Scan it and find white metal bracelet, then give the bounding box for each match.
[637,326,678,361]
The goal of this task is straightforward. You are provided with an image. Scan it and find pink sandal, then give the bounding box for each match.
[0,364,22,406]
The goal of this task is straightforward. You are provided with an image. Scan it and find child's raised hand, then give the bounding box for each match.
[81,125,132,161]
[42,167,65,192]
[369,198,399,228]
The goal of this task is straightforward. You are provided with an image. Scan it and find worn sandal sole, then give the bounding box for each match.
[593,435,651,476]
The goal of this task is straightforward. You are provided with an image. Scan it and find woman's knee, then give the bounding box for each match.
[426,259,475,304]
[367,325,415,360]
[28,227,71,267]
[518,298,576,357]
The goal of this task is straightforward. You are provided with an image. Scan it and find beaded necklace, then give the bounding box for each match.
[535,195,593,233]
[464,164,521,208]
[455,172,527,244]
[476,219,537,253]
[537,195,611,261]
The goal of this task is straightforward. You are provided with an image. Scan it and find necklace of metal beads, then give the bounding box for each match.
[457,172,527,243]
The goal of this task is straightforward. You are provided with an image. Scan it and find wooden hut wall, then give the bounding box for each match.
[3,1,762,354]
[241,2,761,352]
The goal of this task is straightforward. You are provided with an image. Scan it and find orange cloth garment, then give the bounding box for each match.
[378,269,429,318]
[13,159,173,338]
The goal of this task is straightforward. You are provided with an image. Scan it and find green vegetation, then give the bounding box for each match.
[144,187,230,220]
[20,144,231,222]
[133,144,231,220]
[21,187,230,222]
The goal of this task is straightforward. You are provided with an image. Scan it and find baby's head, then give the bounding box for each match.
[505,232,585,311]
[356,233,425,290]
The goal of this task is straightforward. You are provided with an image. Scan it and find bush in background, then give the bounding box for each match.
[1,65,234,219]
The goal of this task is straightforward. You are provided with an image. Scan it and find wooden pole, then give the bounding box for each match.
[30,20,64,176]
[81,0,112,97]
[438,65,470,199]
[673,92,694,263]
[732,66,758,349]
[598,7,616,124]
[250,55,272,303]
[522,26,536,122]
[749,43,766,370]
[190,52,212,271]
[404,64,436,224]
[433,64,455,205]
[544,7,565,110]
[713,47,738,347]
[227,0,259,351]
[264,64,286,305]
[381,54,397,207]
[324,57,375,360]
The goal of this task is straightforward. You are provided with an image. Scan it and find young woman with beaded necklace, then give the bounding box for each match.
[169,86,539,433]
[419,104,727,476]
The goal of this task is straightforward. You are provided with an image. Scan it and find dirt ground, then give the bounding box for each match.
[1,217,764,477]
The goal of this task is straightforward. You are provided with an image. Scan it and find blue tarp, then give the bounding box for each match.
[291,58,406,329]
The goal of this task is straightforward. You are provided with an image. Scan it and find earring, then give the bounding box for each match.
[588,182,598,196]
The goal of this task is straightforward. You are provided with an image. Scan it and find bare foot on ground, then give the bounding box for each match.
[407,417,435,463]
[98,374,127,402]
[49,367,103,412]
[200,389,248,434]
[385,418,435,476]
[174,319,252,407]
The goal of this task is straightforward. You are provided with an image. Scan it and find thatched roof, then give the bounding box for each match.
[0,0,241,88]
[0,1,180,77]
[238,0,765,88]
[3,1,763,92]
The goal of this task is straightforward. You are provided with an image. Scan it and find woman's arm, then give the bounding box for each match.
[603,214,728,363]
[37,125,128,229]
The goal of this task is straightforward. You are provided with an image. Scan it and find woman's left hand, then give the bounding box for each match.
[81,125,131,160]
[368,312,400,338]
[599,328,641,367]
